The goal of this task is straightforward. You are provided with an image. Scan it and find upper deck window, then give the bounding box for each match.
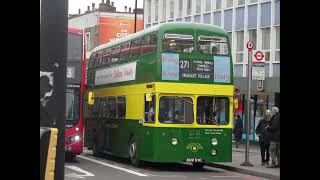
[163,33,194,53]
[198,36,229,55]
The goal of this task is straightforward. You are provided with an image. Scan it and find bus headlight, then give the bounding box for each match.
[211,138,218,146]
[74,135,80,141]
[75,127,79,131]
[171,138,178,145]
[68,135,81,144]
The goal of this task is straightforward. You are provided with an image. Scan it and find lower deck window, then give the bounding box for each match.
[196,96,229,125]
[159,96,194,124]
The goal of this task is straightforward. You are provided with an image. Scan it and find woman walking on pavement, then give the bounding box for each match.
[233,114,243,148]
[256,109,272,166]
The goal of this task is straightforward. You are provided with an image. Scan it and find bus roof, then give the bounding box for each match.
[92,22,228,53]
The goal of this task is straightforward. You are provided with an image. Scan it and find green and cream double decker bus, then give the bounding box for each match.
[84,23,234,168]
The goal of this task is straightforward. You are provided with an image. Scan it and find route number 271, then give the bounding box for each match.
[180,60,189,69]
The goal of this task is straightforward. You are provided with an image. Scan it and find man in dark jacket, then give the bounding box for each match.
[256,110,272,166]
[266,107,280,168]
[233,114,243,148]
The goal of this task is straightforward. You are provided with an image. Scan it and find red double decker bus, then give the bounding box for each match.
[65,28,86,160]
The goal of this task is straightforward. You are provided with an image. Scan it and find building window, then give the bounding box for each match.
[236,31,244,62]
[275,24,280,60]
[228,32,232,46]
[247,5,257,29]
[194,15,201,22]
[236,53,243,63]
[162,0,166,21]
[226,0,233,8]
[274,0,280,25]
[147,0,151,23]
[187,0,192,15]
[185,16,191,22]
[261,27,270,50]
[273,63,280,77]
[214,11,221,26]
[264,63,269,77]
[216,0,221,10]
[260,2,271,27]
[203,13,211,24]
[178,0,183,17]
[264,51,270,62]
[276,27,280,49]
[205,0,211,12]
[224,9,233,31]
[85,32,90,51]
[234,64,243,77]
[250,0,257,3]
[170,0,174,19]
[235,7,245,31]
[176,18,183,22]
[196,0,201,14]
[248,29,257,50]
[146,24,151,29]
[275,51,280,62]
[155,0,159,21]
[238,0,245,6]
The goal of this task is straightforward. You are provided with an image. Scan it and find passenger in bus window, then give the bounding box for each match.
[212,46,218,54]
[147,103,155,122]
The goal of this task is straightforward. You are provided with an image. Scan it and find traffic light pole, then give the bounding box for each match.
[134,0,137,33]
[241,50,253,167]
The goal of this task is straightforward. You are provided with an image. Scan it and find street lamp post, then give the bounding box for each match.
[241,46,254,167]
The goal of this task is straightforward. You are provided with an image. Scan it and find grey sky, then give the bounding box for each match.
[69,0,144,15]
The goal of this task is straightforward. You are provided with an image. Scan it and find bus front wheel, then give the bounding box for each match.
[128,138,141,167]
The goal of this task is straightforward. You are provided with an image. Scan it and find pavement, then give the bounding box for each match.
[208,141,280,180]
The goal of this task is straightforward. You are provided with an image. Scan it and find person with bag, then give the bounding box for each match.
[256,109,272,166]
[266,107,280,168]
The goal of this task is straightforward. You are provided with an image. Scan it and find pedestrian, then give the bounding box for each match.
[256,109,272,166]
[233,114,243,148]
[266,107,280,168]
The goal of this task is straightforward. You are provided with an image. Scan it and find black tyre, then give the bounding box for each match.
[192,162,205,169]
[128,137,141,167]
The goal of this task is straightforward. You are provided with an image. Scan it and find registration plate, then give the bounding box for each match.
[186,158,202,163]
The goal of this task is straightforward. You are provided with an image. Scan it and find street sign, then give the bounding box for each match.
[252,51,265,63]
[246,41,254,51]
[252,65,265,80]
[257,80,264,91]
